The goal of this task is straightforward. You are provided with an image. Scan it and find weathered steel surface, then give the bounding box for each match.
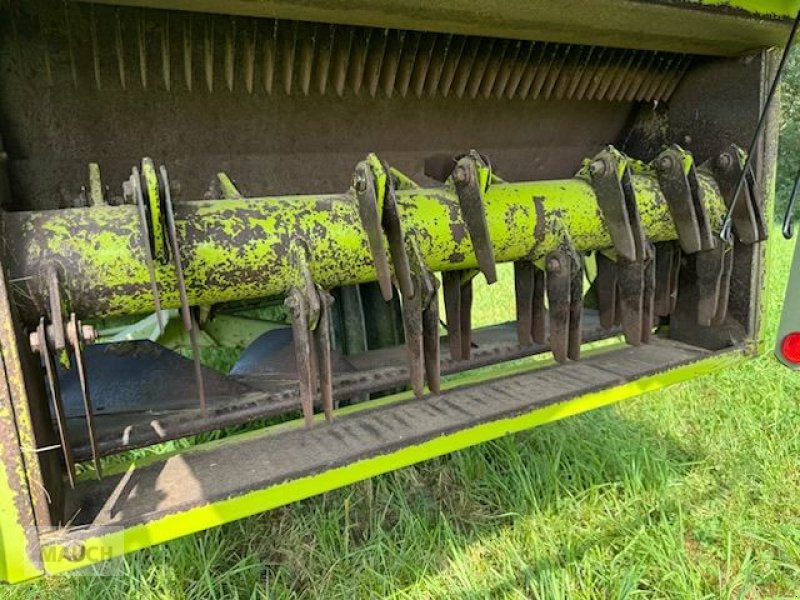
[4,171,728,325]
[66,0,794,56]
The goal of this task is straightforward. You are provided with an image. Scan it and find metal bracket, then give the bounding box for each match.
[353,158,394,301]
[442,269,478,360]
[694,242,734,327]
[594,242,656,346]
[544,246,584,362]
[513,260,546,347]
[401,236,440,397]
[707,145,767,246]
[654,145,714,254]
[587,146,645,263]
[654,242,681,318]
[451,150,497,284]
[285,241,335,427]
[28,267,101,486]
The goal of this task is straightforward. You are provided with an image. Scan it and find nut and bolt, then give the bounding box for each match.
[30,323,98,354]
[81,324,98,343]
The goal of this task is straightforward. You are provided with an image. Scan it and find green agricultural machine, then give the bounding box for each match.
[0,0,796,581]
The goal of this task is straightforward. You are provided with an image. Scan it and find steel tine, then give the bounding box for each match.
[460,277,473,360]
[545,251,571,363]
[315,287,335,422]
[669,244,681,314]
[354,162,393,301]
[694,245,724,327]
[422,284,441,394]
[442,271,463,360]
[452,155,497,284]
[616,257,645,345]
[70,314,101,478]
[161,166,207,415]
[401,286,426,398]
[514,260,534,346]
[567,251,583,360]
[712,245,734,326]
[595,252,618,329]
[654,242,674,317]
[286,288,315,427]
[38,319,76,489]
[381,163,414,298]
[187,318,207,416]
[641,244,656,343]
[532,266,546,344]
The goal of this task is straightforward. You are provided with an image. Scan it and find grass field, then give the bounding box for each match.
[9,234,800,599]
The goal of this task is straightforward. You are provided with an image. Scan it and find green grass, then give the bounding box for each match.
[9,235,800,599]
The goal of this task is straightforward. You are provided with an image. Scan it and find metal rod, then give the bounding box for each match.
[720,10,800,243]
[161,166,207,416]
[70,313,102,478]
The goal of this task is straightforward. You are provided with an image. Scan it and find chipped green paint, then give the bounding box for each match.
[5,172,727,324]
[0,257,45,583]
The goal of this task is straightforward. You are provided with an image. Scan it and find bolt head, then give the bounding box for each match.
[352,171,367,193]
[716,153,733,170]
[452,165,469,184]
[29,331,40,354]
[657,155,674,171]
[81,325,97,344]
[122,180,134,204]
[547,256,561,273]
[589,159,606,177]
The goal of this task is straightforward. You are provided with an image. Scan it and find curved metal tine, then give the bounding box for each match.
[381,161,414,298]
[70,313,101,478]
[595,252,618,329]
[132,167,165,334]
[422,282,441,394]
[37,318,76,489]
[442,271,460,359]
[401,287,426,398]
[314,287,334,422]
[641,244,656,344]
[460,276,473,360]
[355,162,393,301]
[531,266,546,345]
[160,166,207,416]
[286,288,315,427]
[546,250,571,362]
[567,251,583,360]
[514,260,534,346]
